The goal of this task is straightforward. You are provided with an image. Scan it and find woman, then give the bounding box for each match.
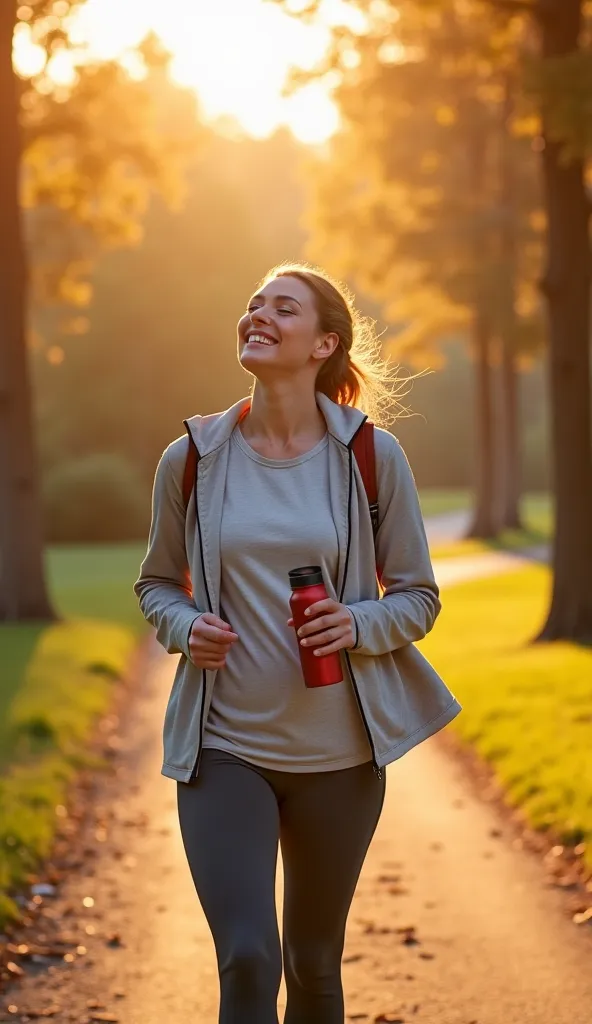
[134,263,461,1024]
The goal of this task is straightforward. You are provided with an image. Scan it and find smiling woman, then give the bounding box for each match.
[23,0,346,143]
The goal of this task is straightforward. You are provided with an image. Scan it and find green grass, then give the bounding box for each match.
[429,493,552,559]
[0,542,148,925]
[419,566,592,869]
[419,489,470,517]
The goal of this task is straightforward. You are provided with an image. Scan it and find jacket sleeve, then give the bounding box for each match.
[134,444,204,657]
[347,432,441,656]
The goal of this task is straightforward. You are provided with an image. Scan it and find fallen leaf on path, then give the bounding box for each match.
[419,951,435,960]
[13,1008,60,1018]
[85,1003,104,1010]
[343,954,364,963]
[374,1015,404,1022]
[89,1014,119,1022]
[105,934,123,948]
[396,926,419,946]
[362,923,396,935]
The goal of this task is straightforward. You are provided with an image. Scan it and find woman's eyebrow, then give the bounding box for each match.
[249,293,302,309]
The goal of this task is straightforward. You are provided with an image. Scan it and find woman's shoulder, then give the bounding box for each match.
[373,425,407,464]
[371,425,417,495]
[158,433,192,480]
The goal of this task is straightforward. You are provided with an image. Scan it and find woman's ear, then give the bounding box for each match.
[312,332,340,361]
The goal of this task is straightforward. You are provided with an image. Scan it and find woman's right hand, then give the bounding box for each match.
[188,613,239,669]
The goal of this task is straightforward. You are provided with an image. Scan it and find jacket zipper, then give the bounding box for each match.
[340,427,383,782]
[188,434,212,781]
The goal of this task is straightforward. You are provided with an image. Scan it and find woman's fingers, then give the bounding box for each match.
[193,615,239,645]
[312,638,350,656]
[300,626,343,648]
[297,612,341,638]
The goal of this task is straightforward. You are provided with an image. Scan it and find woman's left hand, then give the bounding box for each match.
[287,599,355,656]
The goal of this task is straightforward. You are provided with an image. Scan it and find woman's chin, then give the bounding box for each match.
[239,348,277,372]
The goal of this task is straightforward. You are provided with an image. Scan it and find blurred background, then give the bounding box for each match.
[1,0,591,956]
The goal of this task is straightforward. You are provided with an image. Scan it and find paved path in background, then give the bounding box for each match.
[424,510,549,588]
[4,551,589,1024]
[424,510,472,547]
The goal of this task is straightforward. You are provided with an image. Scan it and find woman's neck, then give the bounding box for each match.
[240,383,327,450]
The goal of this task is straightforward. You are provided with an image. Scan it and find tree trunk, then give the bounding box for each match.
[0,7,55,620]
[499,339,523,529]
[536,0,592,643]
[498,75,524,531]
[466,309,500,539]
[465,105,500,541]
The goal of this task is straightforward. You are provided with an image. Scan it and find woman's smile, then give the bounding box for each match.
[245,331,278,346]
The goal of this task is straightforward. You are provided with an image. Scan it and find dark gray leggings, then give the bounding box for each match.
[177,747,386,1024]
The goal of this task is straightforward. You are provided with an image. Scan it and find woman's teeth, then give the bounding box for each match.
[247,334,276,345]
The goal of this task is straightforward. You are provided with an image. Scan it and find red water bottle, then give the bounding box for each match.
[289,565,344,687]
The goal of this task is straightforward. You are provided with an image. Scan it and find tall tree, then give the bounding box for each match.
[533,0,592,641]
[0,0,53,618]
[1,5,196,620]
[487,0,592,639]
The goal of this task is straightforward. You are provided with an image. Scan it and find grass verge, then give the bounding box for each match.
[419,565,592,871]
[419,489,470,518]
[0,542,148,927]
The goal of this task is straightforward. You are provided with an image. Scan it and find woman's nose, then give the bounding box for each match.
[251,308,271,325]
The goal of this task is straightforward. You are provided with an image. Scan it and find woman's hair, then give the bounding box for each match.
[256,261,409,428]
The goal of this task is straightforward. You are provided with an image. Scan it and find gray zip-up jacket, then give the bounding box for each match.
[134,392,462,782]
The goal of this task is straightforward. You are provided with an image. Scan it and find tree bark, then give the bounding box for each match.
[465,104,501,541]
[0,7,55,620]
[499,340,523,529]
[536,0,592,642]
[466,309,501,539]
[498,75,524,531]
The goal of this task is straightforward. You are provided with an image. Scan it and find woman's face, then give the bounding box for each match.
[237,275,338,379]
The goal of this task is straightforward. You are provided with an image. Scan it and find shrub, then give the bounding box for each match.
[43,453,150,543]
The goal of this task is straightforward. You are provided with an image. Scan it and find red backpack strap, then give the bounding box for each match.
[182,438,199,509]
[352,420,379,539]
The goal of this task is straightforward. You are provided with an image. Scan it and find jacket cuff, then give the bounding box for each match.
[183,611,204,660]
[346,607,360,650]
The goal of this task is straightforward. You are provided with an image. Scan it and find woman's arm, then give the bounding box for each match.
[347,430,441,656]
[134,443,203,657]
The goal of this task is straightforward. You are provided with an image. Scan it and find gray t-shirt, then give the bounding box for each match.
[201,423,372,771]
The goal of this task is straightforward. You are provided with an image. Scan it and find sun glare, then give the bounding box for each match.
[14,0,353,144]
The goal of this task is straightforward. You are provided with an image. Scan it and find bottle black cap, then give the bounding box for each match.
[288,565,323,589]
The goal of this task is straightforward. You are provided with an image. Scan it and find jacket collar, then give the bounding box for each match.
[184,391,367,457]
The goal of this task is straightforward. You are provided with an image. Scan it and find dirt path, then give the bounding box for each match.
[3,561,592,1023]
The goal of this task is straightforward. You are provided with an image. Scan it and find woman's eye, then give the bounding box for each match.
[278,308,294,315]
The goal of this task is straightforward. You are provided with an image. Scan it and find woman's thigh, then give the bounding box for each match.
[177,748,282,957]
[279,761,386,951]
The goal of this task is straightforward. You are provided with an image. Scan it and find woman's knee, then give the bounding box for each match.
[285,943,342,993]
[219,933,282,992]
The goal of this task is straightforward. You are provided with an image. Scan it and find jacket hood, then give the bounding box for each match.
[183,391,368,457]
